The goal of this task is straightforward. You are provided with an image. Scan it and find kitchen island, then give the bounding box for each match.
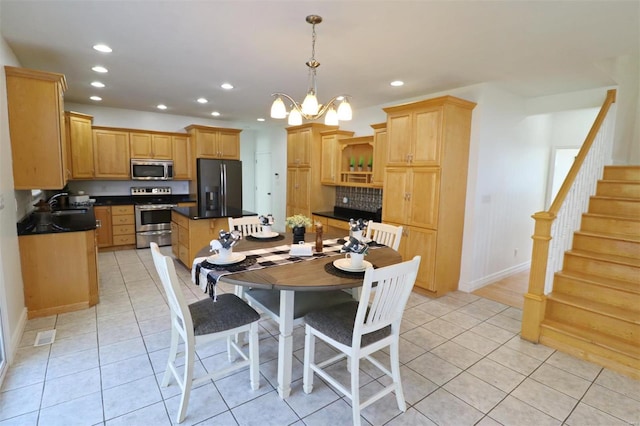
[171,206,257,267]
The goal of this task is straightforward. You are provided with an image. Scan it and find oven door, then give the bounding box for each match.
[134,204,175,232]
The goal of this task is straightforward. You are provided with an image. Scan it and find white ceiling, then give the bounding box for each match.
[1,0,638,126]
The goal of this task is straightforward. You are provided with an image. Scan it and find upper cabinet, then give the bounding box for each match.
[287,126,313,167]
[5,66,69,189]
[186,125,241,160]
[130,132,172,159]
[92,127,131,179]
[370,123,387,187]
[171,135,192,180]
[65,111,94,179]
[320,129,354,185]
[338,136,374,186]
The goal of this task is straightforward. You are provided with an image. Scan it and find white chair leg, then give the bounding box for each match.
[303,326,315,394]
[390,337,406,412]
[351,355,361,426]
[249,322,259,390]
[177,347,196,423]
[162,327,179,387]
[226,336,234,362]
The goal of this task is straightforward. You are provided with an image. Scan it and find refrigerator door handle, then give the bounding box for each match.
[221,163,227,214]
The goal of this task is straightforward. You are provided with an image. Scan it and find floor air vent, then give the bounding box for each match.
[34,329,56,347]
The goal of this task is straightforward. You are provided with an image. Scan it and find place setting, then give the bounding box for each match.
[325,235,376,278]
[247,214,285,241]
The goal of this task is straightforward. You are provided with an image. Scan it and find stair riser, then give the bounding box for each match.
[563,254,640,282]
[545,300,639,342]
[603,166,640,181]
[596,181,640,199]
[589,198,640,218]
[553,275,640,312]
[581,215,640,237]
[539,327,640,380]
[573,234,640,259]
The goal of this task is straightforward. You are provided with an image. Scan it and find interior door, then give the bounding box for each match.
[255,152,272,215]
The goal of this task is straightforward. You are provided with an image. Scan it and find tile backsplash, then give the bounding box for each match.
[335,186,382,212]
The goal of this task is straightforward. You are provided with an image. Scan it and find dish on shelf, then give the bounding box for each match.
[332,258,373,273]
[250,231,279,239]
[206,252,246,265]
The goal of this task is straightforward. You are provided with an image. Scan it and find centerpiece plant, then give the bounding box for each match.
[285,214,312,244]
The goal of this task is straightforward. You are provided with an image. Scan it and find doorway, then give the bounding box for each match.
[255,152,272,216]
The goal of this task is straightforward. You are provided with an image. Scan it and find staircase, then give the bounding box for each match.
[539,165,640,379]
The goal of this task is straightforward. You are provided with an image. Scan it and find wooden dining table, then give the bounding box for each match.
[194,232,402,399]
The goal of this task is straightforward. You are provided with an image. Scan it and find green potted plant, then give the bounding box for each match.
[367,156,373,172]
[285,214,312,243]
[358,155,365,171]
[349,157,355,172]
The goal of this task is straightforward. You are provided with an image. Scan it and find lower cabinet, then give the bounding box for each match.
[171,212,227,267]
[390,223,437,293]
[94,206,112,247]
[19,230,99,319]
[111,205,135,246]
[311,215,350,236]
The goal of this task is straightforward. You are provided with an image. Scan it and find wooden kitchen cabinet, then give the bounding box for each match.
[93,127,131,179]
[382,95,475,296]
[370,123,387,187]
[111,205,135,246]
[320,129,354,185]
[5,66,69,189]
[94,206,113,248]
[186,124,241,160]
[130,132,172,159]
[338,136,374,187]
[171,211,227,266]
[65,112,94,179]
[19,230,99,318]
[172,134,191,180]
[285,123,336,219]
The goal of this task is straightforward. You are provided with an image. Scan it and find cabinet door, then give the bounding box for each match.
[320,134,338,184]
[386,112,412,166]
[152,134,172,159]
[286,167,297,218]
[404,226,437,292]
[172,135,191,179]
[130,132,152,158]
[371,127,387,187]
[407,168,440,229]
[413,107,442,165]
[94,206,113,248]
[93,130,130,178]
[66,113,94,179]
[171,221,179,257]
[382,167,409,224]
[296,168,311,213]
[287,129,311,167]
[218,130,240,159]
[195,130,217,157]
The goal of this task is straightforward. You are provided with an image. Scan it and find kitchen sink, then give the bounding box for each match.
[51,208,89,216]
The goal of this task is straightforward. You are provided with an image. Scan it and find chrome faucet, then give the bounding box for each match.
[48,192,68,209]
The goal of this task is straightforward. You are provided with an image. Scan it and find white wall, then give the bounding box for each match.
[0,33,28,368]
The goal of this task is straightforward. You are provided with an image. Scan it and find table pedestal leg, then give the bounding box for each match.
[277,290,294,399]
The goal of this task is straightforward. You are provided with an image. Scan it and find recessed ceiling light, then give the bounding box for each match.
[390,80,404,87]
[93,44,112,53]
[220,83,233,90]
[257,118,265,122]
[91,81,105,88]
[211,111,221,116]
[197,98,208,104]
[92,66,108,73]
[90,96,102,101]
[157,104,167,110]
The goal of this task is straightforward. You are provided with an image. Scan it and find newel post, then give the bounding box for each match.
[521,211,555,342]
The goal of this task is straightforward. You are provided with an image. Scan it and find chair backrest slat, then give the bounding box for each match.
[228,216,262,237]
[365,221,403,251]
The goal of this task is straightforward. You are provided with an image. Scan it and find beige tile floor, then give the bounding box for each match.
[1,247,638,425]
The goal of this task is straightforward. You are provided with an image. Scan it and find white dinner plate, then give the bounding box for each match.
[343,236,373,243]
[251,231,279,239]
[207,252,246,265]
[333,258,373,273]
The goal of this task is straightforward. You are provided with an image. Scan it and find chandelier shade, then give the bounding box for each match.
[270,15,352,125]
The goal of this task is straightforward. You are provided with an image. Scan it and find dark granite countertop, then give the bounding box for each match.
[172,206,257,220]
[17,206,98,236]
[313,206,381,222]
[92,194,195,206]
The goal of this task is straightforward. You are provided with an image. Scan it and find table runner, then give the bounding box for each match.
[191,238,347,300]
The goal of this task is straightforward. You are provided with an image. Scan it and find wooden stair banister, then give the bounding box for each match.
[521,89,617,342]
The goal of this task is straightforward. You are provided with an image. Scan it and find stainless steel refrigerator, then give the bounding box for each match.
[196,158,243,216]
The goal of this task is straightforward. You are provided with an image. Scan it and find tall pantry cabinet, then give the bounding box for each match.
[382,96,476,296]
[286,123,337,219]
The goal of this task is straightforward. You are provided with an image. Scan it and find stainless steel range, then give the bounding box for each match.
[131,186,177,249]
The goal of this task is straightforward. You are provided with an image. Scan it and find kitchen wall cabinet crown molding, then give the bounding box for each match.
[382,95,476,297]
[320,129,355,185]
[5,66,69,189]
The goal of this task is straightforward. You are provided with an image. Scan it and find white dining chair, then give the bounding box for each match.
[150,243,261,424]
[365,220,403,250]
[228,215,262,237]
[302,256,421,426]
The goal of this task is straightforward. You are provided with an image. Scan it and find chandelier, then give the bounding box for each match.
[270,15,352,126]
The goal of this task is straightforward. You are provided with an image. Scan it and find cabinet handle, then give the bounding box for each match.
[96,219,102,229]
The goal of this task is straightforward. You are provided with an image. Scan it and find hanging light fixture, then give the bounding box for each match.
[270,15,352,126]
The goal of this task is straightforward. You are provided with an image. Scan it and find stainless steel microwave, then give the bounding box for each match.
[131,159,174,180]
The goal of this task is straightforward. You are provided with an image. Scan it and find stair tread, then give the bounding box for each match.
[575,230,640,243]
[541,319,640,359]
[547,292,640,323]
[591,195,640,202]
[556,270,640,294]
[582,212,640,222]
[567,249,640,266]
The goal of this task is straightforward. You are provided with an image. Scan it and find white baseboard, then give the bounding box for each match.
[8,307,28,365]
[458,261,530,293]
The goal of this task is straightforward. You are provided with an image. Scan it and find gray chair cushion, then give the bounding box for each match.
[305,301,391,347]
[189,294,260,336]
